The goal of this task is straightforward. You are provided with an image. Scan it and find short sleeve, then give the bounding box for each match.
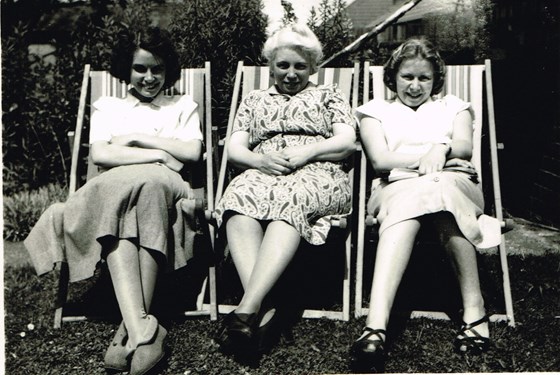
[232,91,258,133]
[89,97,122,144]
[172,95,203,142]
[354,99,390,123]
[443,95,474,121]
[326,87,356,129]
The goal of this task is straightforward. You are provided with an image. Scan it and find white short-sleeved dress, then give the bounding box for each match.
[24,92,204,282]
[214,85,356,245]
[356,95,500,249]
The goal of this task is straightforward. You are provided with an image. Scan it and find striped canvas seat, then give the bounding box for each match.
[54,63,218,328]
[214,61,360,321]
[354,61,515,326]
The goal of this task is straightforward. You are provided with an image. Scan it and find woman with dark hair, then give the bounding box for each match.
[25,26,202,375]
[350,37,499,372]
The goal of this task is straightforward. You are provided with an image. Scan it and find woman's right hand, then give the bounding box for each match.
[257,152,294,176]
[413,144,448,175]
[159,150,184,172]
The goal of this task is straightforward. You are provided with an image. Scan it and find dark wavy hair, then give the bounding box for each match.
[110,27,180,91]
[383,37,446,96]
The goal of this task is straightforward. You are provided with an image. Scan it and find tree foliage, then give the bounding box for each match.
[280,0,298,25]
[307,0,355,66]
[2,0,268,193]
[423,0,493,63]
[167,0,268,138]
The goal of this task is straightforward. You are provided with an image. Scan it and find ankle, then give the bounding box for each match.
[258,308,276,328]
[358,327,386,343]
[462,305,487,323]
[127,315,158,349]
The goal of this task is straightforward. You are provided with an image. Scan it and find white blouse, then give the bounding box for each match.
[89,91,203,144]
[356,95,473,154]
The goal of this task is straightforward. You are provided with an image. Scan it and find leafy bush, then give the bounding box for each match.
[1,1,153,195]
[167,0,268,139]
[423,0,493,63]
[2,0,268,193]
[308,0,355,66]
[3,183,68,241]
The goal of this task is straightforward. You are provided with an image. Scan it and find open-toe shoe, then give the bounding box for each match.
[215,311,257,353]
[128,315,167,375]
[104,321,129,373]
[350,328,386,373]
[454,314,490,355]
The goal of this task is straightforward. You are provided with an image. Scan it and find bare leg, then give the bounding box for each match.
[235,220,301,315]
[138,247,160,312]
[433,213,488,337]
[107,239,159,347]
[364,219,421,338]
[226,215,264,288]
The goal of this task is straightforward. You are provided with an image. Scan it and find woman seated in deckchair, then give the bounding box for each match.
[25,26,203,375]
[214,23,357,356]
[350,37,500,373]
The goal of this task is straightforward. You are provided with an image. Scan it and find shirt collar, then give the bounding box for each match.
[126,89,167,107]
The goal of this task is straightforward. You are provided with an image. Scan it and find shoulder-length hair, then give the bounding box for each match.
[262,23,323,75]
[110,27,180,91]
[383,37,446,95]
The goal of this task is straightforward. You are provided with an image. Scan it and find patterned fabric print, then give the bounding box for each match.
[215,85,355,245]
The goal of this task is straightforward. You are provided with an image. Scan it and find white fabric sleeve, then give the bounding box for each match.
[444,95,474,122]
[89,97,120,144]
[354,99,388,124]
[174,95,203,142]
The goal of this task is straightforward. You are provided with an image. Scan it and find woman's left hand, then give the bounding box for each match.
[280,144,315,169]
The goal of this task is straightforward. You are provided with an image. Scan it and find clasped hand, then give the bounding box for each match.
[258,145,313,176]
[408,144,448,175]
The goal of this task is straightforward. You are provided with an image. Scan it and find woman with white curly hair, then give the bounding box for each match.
[214,23,357,356]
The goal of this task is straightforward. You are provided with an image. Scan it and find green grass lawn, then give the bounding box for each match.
[4,221,560,374]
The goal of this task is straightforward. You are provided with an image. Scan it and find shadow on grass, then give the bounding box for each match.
[4,251,560,374]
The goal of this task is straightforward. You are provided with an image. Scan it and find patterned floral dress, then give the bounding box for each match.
[215,85,356,245]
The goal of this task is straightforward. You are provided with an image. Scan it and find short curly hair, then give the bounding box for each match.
[383,37,446,96]
[110,27,180,91]
[262,23,323,75]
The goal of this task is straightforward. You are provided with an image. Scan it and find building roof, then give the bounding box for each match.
[344,0,467,31]
[345,0,397,30]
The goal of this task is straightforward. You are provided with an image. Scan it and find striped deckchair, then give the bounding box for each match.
[354,60,515,326]
[213,61,360,321]
[54,63,218,328]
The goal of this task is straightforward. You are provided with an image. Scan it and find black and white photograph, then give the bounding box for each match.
[2,0,559,374]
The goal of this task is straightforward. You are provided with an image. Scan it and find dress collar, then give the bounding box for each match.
[393,96,436,112]
[265,82,318,96]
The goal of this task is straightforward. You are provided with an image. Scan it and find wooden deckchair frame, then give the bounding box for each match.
[354,60,515,327]
[54,62,218,328]
[213,61,360,321]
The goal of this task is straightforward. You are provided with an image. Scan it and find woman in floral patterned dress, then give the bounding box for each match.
[214,23,356,356]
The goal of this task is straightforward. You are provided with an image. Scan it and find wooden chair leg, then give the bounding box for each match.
[53,262,69,329]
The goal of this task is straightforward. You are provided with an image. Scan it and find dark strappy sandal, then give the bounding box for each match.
[349,328,386,373]
[454,315,491,354]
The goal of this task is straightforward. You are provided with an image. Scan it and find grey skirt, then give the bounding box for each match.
[24,164,198,282]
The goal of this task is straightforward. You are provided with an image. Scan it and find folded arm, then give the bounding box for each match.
[91,134,202,172]
[360,109,474,175]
